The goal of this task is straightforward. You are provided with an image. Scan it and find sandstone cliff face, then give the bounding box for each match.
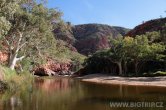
[73,24,121,55]
[33,60,72,76]
[0,52,8,63]
[74,35,110,55]
[0,51,72,76]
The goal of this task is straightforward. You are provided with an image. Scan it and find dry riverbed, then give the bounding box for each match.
[79,74,166,87]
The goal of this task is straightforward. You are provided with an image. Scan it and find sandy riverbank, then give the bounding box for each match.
[79,74,166,87]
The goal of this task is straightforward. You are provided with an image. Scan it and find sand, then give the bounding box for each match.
[79,74,166,87]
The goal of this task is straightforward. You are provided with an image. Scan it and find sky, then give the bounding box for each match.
[46,0,166,29]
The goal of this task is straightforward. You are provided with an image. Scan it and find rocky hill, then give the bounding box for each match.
[126,17,166,37]
[73,24,123,55]
[55,23,130,55]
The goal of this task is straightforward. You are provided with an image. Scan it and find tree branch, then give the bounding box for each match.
[11,34,16,47]
[15,30,23,53]
[18,42,27,51]
[16,56,25,62]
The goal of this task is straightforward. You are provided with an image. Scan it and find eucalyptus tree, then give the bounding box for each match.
[106,35,165,75]
[0,0,62,70]
[0,0,21,38]
[122,37,135,74]
[127,35,165,74]
[108,37,125,75]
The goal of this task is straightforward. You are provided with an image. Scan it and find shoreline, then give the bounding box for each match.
[79,74,166,87]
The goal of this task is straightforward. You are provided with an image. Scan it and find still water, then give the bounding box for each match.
[0,77,166,110]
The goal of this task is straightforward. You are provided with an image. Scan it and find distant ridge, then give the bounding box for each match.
[54,23,130,55]
[126,17,166,36]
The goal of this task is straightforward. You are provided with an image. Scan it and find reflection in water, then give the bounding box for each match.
[10,96,22,110]
[34,77,72,93]
[0,77,166,110]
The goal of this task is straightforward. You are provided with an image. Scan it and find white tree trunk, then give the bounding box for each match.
[9,55,17,70]
[9,54,25,70]
[117,62,122,76]
[8,31,25,70]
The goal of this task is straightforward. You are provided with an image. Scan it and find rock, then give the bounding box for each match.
[0,51,8,63]
[33,67,47,76]
[33,60,72,76]
[0,66,4,80]
[72,68,86,77]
